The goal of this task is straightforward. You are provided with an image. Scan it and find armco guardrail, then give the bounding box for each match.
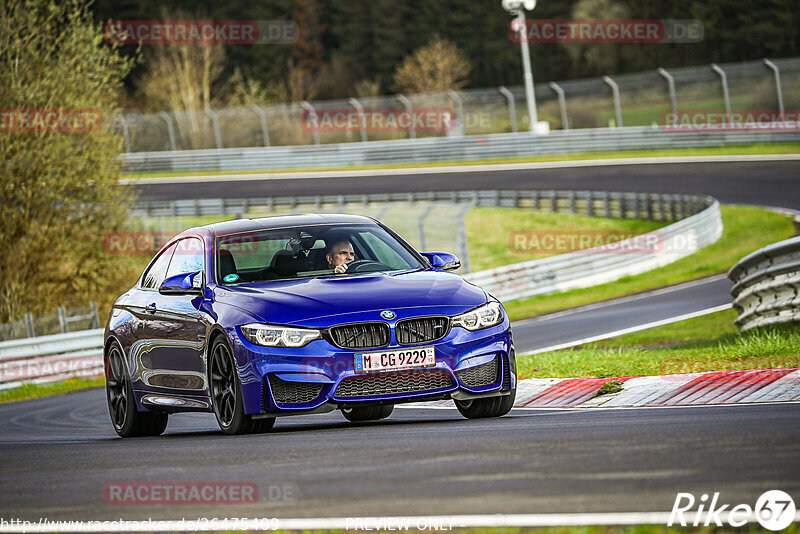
[0,329,104,391]
[465,195,722,301]
[728,236,800,331]
[121,127,800,173]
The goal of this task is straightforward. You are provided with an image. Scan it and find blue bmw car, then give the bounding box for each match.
[104,214,516,437]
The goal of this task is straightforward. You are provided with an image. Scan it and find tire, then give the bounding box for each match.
[342,404,394,422]
[455,388,516,419]
[105,341,168,438]
[209,336,275,435]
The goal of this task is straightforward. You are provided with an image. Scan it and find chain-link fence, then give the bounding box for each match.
[115,57,799,152]
[0,303,101,342]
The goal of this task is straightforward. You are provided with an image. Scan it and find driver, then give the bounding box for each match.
[326,240,355,274]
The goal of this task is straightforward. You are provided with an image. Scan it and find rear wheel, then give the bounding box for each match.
[455,389,516,419]
[210,337,275,435]
[105,342,168,438]
[342,404,394,422]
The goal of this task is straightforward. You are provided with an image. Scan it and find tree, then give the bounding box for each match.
[392,36,471,94]
[0,0,135,321]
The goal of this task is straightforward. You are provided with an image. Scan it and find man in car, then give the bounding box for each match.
[326,240,355,274]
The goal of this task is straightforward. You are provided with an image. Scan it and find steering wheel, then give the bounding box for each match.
[344,259,387,273]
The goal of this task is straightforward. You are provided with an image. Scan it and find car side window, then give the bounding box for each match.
[166,237,204,279]
[141,243,176,289]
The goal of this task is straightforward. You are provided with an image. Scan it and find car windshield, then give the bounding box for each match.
[216,223,424,284]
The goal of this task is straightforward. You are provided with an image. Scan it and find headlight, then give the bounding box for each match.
[451,302,503,331]
[240,323,321,348]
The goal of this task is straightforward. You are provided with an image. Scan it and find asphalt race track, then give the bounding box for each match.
[133,160,800,209]
[0,391,798,521]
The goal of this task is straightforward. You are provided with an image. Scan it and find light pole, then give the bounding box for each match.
[502,0,538,132]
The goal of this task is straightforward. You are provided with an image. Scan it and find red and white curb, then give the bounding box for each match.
[412,368,800,408]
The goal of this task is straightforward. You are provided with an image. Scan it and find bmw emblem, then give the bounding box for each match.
[381,310,396,320]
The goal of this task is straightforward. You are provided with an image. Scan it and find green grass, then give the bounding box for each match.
[0,376,104,404]
[503,205,796,321]
[122,143,800,178]
[517,309,800,379]
[465,208,663,272]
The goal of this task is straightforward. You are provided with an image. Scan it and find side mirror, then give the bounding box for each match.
[159,271,204,296]
[421,252,461,271]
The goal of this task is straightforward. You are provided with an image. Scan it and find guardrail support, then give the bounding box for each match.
[204,108,223,149]
[24,313,34,338]
[763,59,785,121]
[498,86,518,133]
[250,106,271,146]
[602,76,623,128]
[657,68,678,115]
[158,112,177,151]
[548,82,569,130]
[710,64,732,118]
[396,94,415,139]
[447,90,465,136]
[300,101,321,146]
[348,97,368,142]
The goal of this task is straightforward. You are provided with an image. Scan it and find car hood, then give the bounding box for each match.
[212,269,487,327]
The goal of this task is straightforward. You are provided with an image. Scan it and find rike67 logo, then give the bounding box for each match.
[669,490,796,530]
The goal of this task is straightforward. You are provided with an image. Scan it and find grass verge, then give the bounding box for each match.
[517,309,800,379]
[503,205,795,321]
[0,377,104,404]
[122,142,800,178]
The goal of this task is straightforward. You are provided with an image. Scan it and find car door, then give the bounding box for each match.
[143,237,209,396]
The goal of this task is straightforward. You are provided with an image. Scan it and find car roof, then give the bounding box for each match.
[176,213,379,239]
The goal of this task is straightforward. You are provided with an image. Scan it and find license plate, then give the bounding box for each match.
[354,346,435,374]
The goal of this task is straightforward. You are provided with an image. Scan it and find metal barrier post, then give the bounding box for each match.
[159,112,177,151]
[90,302,100,329]
[498,86,518,133]
[300,101,321,146]
[58,307,68,333]
[116,115,131,153]
[548,82,569,130]
[348,97,368,142]
[447,90,465,136]
[710,64,732,118]
[657,68,678,115]
[24,313,34,338]
[418,204,435,250]
[250,106,271,146]
[396,94,415,139]
[456,203,473,273]
[603,76,623,128]
[763,59,785,121]
[204,108,223,149]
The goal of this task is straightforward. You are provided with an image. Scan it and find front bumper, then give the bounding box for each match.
[230,320,515,416]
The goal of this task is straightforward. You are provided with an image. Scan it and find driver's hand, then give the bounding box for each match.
[334,263,348,274]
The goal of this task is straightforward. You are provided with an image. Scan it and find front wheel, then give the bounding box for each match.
[105,341,168,438]
[455,389,516,419]
[342,404,394,422]
[209,337,275,435]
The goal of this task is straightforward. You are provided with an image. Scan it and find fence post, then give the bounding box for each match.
[116,115,131,153]
[587,191,594,217]
[418,204,436,251]
[24,312,35,338]
[657,68,678,115]
[58,307,68,333]
[497,86,518,133]
[348,97,368,142]
[763,59,785,122]
[204,108,223,149]
[456,203,473,273]
[447,90,465,136]
[300,101,321,146]
[396,94,415,139]
[548,82,569,130]
[90,302,100,329]
[710,64,732,118]
[158,112,177,151]
[602,76,623,128]
[250,106,271,147]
